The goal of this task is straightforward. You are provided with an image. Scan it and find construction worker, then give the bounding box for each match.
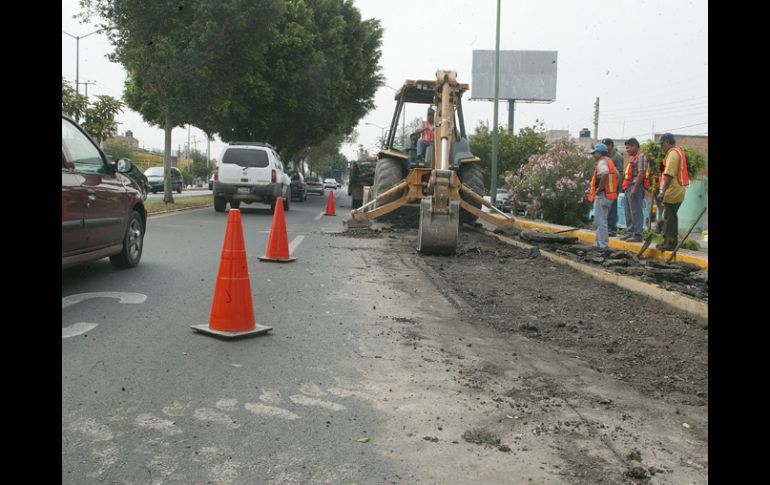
[414,108,435,161]
[620,138,650,242]
[587,143,619,248]
[601,138,624,236]
[656,133,689,251]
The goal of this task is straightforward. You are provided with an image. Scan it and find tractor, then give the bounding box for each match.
[344,70,516,254]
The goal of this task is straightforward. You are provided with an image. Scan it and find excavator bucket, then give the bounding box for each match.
[417,197,460,254]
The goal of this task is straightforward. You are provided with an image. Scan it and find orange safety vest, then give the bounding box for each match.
[659,146,689,188]
[420,121,434,142]
[588,157,618,202]
[622,152,651,190]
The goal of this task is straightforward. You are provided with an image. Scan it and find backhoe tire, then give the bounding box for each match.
[458,163,485,224]
[373,157,405,207]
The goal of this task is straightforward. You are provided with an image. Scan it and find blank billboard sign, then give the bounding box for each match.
[471,50,557,102]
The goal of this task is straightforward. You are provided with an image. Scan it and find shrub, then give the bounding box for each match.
[505,138,594,226]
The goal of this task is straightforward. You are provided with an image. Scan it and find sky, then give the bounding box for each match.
[62,0,707,164]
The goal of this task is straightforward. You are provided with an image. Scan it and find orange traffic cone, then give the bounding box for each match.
[258,197,296,262]
[324,190,336,216]
[191,209,272,338]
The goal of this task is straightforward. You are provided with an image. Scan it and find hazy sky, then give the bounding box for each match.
[62,0,707,163]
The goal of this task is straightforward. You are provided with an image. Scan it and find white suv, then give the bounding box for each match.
[213,142,292,212]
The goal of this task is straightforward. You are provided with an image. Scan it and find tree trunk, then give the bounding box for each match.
[164,109,175,204]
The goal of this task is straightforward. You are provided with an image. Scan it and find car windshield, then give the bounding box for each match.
[222,148,269,168]
[145,167,164,176]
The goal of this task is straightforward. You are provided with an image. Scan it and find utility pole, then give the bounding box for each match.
[79,80,96,99]
[62,30,101,97]
[490,0,502,204]
[593,97,600,143]
[507,100,515,134]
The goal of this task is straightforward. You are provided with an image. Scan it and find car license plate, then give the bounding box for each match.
[237,187,250,194]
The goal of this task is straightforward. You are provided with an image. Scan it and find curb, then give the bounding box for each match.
[148,204,213,218]
[509,218,708,270]
[475,227,708,320]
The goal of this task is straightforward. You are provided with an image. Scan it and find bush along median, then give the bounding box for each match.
[145,195,213,215]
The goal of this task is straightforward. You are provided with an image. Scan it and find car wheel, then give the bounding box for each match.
[177,185,182,194]
[214,195,226,212]
[110,210,144,268]
[230,199,241,209]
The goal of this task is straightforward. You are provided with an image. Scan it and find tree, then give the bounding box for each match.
[640,140,707,183]
[62,78,124,144]
[201,0,384,159]
[82,0,283,203]
[102,139,133,160]
[469,120,549,188]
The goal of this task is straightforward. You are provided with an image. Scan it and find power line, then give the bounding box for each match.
[602,102,708,119]
[604,110,709,123]
[602,95,708,114]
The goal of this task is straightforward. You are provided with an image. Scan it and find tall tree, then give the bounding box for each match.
[469,121,549,188]
[62,78,124,144]
[203,0,383,159]
[82,0,282,202]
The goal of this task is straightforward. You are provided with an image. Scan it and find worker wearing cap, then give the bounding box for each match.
[656,133,689,251]
[587,143,619,248]
[601,138,624,237]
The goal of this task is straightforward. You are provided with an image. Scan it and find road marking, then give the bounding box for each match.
[244,403,300,420]
[288,394,346,411]
[62,292,147,340]
[193,408,241,429]
[288,235,305,254]
[62,322,98,339]
[315,211,325,220]
[134,413,183,435]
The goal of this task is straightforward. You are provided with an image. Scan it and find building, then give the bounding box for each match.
[106,130,140,149]
[653,133,708,160]
[544,130,570,144]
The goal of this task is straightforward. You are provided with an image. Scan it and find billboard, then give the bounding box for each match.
[471,50,557,102]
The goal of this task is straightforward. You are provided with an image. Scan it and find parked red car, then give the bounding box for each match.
[62,114,147,268]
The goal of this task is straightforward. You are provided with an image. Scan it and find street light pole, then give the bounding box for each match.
[62,29,101,96]
[365,122,386,149]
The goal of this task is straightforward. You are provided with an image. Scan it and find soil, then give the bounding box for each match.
[342,221,708,408]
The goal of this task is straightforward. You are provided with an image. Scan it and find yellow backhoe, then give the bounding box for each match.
[344,70,516,254]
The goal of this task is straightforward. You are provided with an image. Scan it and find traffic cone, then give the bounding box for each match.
[258,197,296,262]
[191,209,272,338]
[325,190,336,216]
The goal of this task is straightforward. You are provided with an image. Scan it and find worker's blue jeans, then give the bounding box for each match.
[593,194,611,248]
[417,140,430,159]
[623,185,645,238]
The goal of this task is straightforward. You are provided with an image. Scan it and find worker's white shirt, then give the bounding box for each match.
[596,158,609,175]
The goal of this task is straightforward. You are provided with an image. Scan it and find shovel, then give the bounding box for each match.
[665,206,708,263]
[636,193,661,258]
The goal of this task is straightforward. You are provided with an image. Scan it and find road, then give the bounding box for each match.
[62,190,707,484]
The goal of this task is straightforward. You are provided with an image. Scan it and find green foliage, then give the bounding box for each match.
[640,140,707,181]
[62,79,124,143]
[469,120,548,188]
[505,138,594,226]
[102,140,133,160]
[199,0,384,159]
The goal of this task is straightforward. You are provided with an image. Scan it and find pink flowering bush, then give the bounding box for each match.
[505,138,595,226]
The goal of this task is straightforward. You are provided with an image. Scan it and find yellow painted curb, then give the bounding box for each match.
[483,229,708,320]
[512,218,708,270]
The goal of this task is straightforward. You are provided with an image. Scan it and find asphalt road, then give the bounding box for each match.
[62,188,707,484]
[63,190,402,483]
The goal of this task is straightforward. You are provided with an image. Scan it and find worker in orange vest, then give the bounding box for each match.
[620,138,651,242]
[656,133,690,251]
[587,143,619,248]
[414,107,435,161]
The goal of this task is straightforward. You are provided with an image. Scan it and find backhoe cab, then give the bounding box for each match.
[345,70,516,254]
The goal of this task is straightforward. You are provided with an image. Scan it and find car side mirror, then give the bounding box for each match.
[116,158,134,173]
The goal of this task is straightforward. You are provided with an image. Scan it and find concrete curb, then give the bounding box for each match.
[148,204,213,218]
[475,227,708,320]
[510,218,708,270]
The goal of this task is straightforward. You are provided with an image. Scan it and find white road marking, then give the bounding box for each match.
[298,383,326,397]
[288,394,346,411]
[62,322,98,339]
[258,390,282,404]
[315,211,325,220]
[288,235,305,255]
[215,398,239,412]
[193,408,241,429]
[244,402,300,420]
[134,413,183,435]
[62,292,147,340]
[68,417,114,441]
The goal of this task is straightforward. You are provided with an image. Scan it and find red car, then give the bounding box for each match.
[62,114,147,268]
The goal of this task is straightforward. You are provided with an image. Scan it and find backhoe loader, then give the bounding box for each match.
[344,70,516,254]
